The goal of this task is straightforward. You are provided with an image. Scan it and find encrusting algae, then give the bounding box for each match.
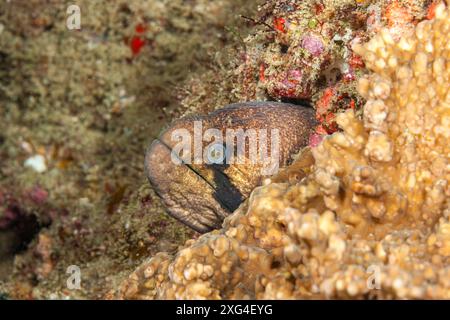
[108,2,450,299]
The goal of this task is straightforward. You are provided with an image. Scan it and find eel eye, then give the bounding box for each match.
[206,143,228,165]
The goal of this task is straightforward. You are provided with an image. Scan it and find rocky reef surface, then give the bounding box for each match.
[0,0,253,299]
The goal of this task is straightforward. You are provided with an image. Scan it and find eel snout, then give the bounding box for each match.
[145,101,317,233]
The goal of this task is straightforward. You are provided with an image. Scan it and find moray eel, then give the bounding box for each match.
[145,101,317,233]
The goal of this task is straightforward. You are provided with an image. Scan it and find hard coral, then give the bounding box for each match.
[109,3,449,299]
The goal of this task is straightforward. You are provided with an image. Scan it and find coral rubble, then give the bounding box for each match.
[108,3,450,299]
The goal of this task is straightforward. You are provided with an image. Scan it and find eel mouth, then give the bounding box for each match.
[145,101,317,233]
